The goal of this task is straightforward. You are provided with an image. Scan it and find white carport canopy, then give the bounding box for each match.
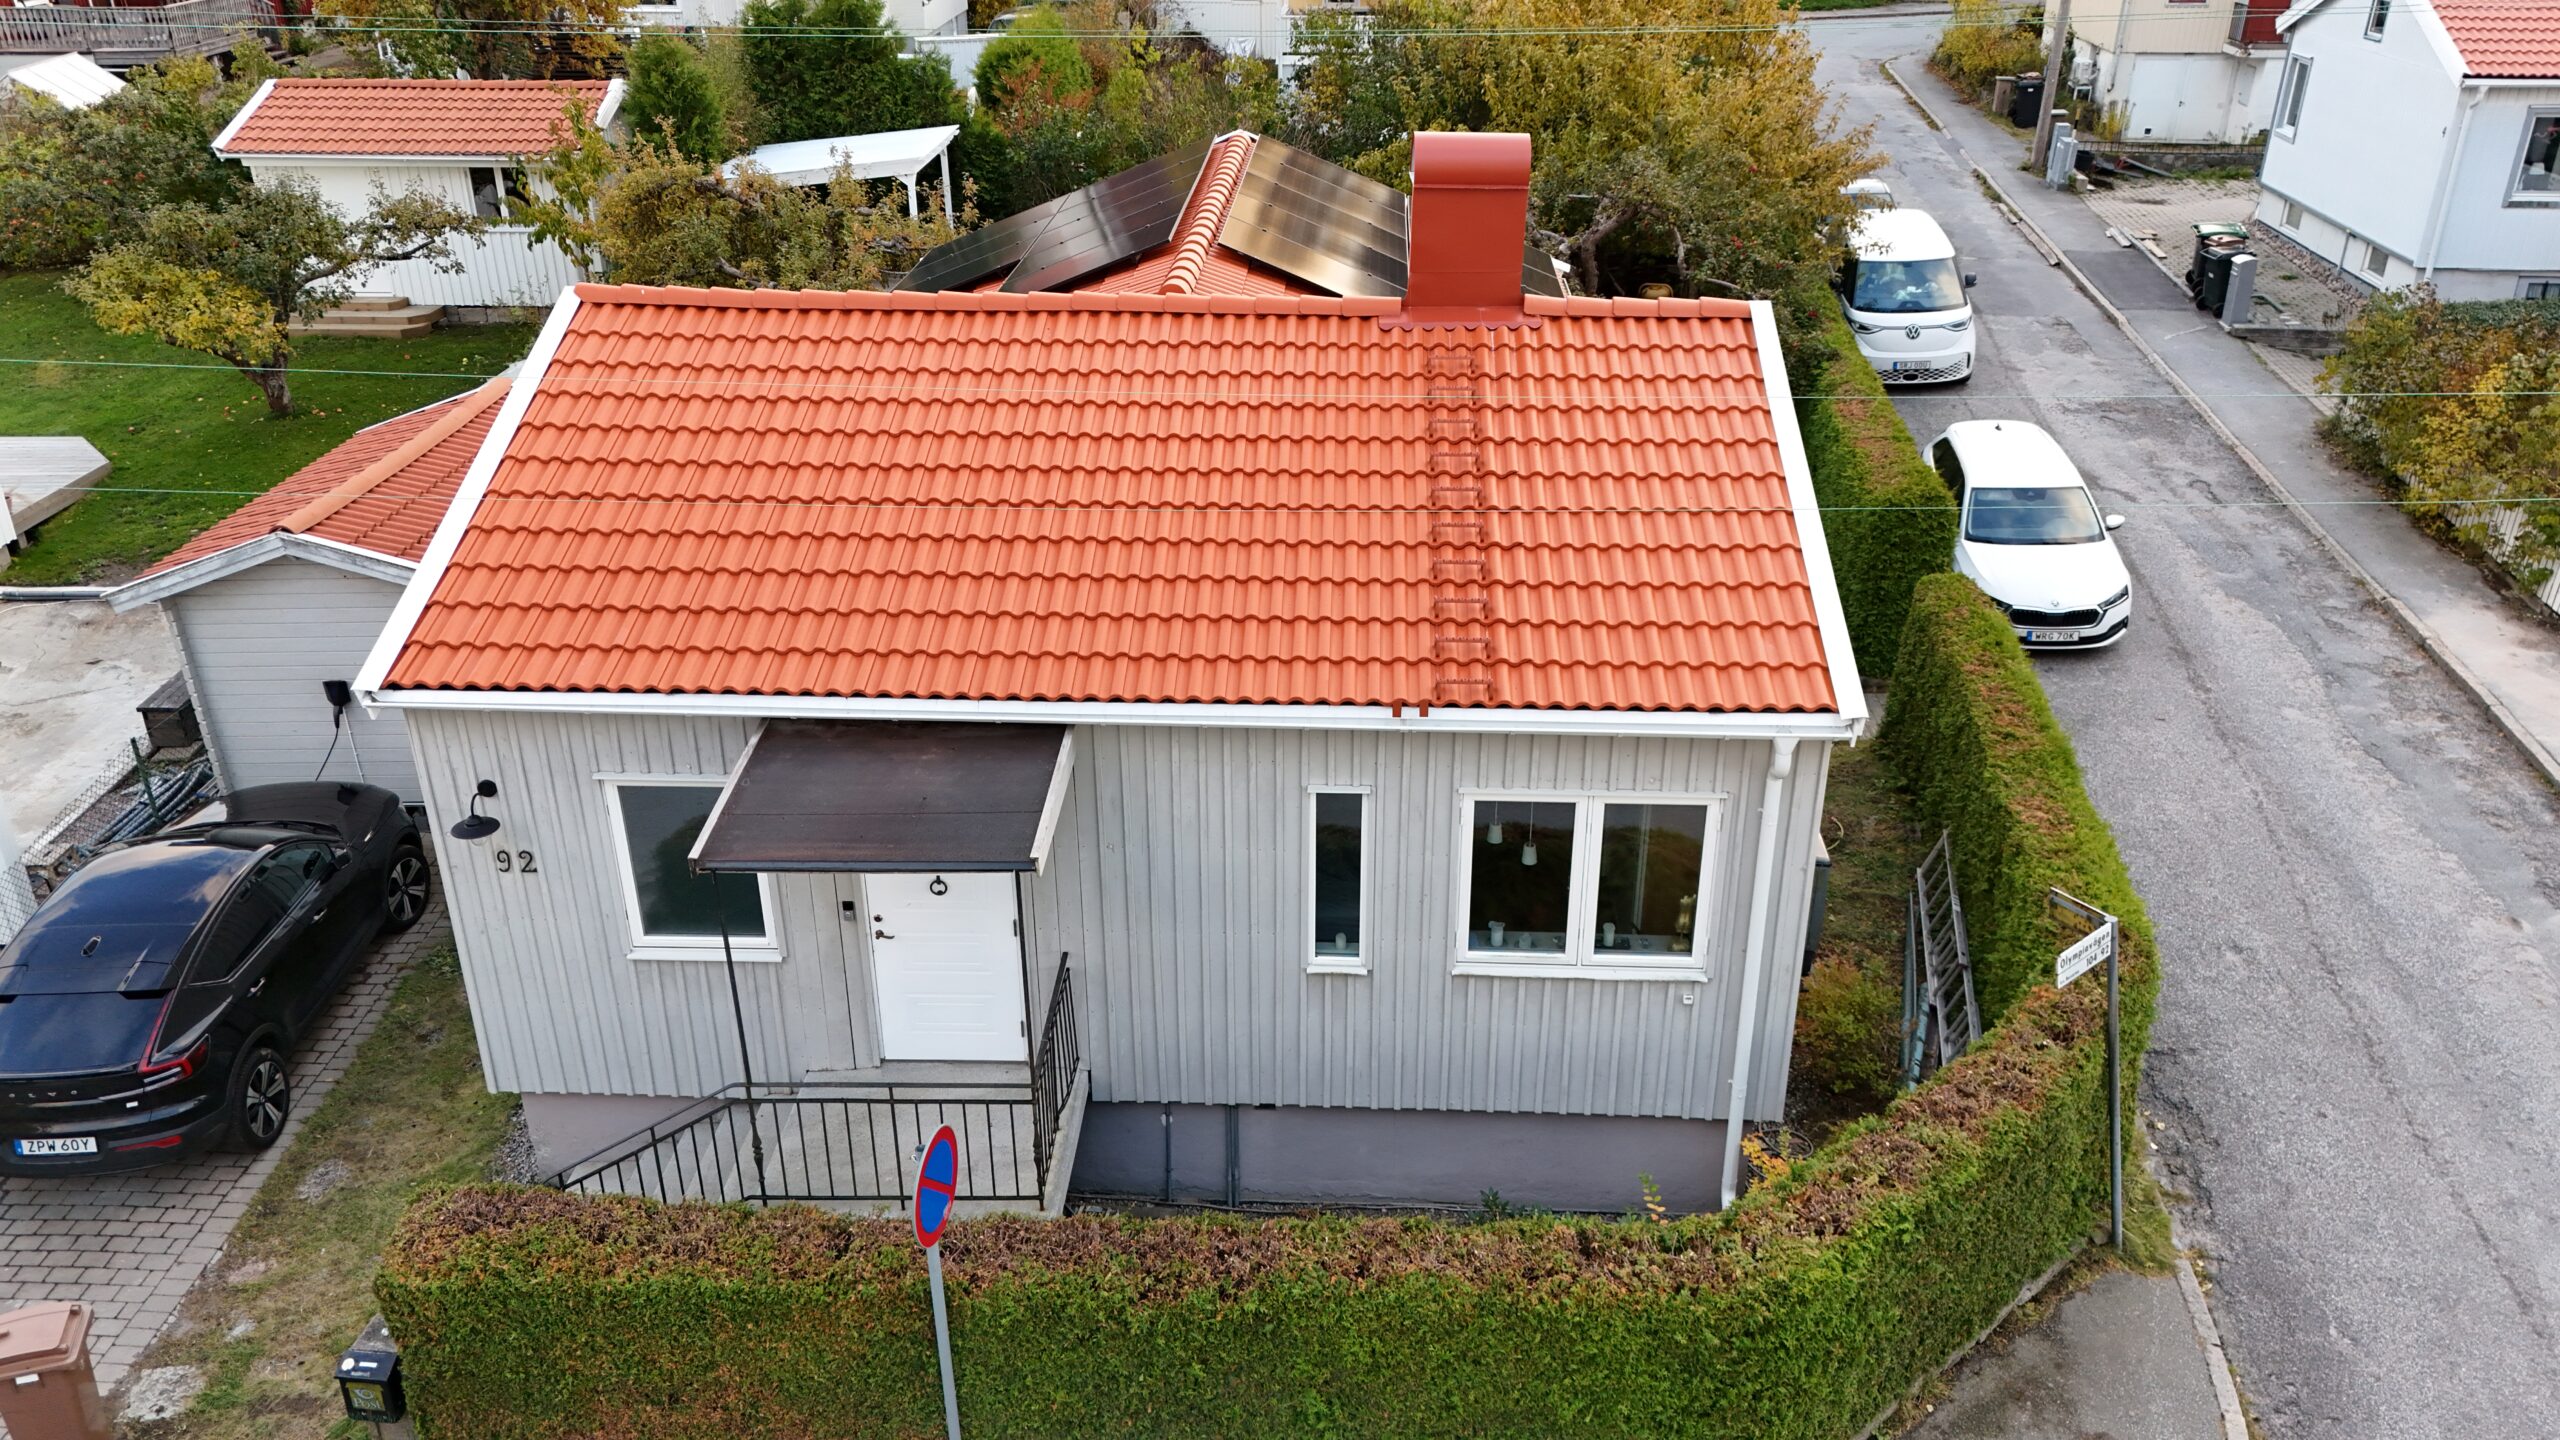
[0,54,124,110]
[721,124,961,223]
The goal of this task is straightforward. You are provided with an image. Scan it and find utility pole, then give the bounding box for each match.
[2032,0,2075,169]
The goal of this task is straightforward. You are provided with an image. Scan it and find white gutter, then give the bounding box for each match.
[2419,83,2488,279]
[1719,734,1799,1210]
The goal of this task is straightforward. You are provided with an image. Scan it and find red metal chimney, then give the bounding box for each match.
[1404,131,1532,323]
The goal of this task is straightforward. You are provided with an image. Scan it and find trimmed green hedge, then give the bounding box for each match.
[1879,574,2158,1033]
[377,575,2158,1440]
[1794,312,1959,678]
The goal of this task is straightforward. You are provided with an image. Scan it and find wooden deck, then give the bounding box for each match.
[0,0,272,65]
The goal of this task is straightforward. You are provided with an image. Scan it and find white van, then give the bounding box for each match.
[1838,208,1976,385]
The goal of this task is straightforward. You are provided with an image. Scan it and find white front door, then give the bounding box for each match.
[867,872,1028,1062]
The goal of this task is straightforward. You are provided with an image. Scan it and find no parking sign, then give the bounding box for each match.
[914,1123,963,1440]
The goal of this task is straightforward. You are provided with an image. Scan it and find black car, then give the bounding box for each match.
[0,783,427,1174]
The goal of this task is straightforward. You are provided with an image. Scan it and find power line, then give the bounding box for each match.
[5,354,2554,405]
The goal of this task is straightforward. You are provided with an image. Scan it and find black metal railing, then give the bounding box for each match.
[552,960,1084,1208]
[1031,957,1079,1188]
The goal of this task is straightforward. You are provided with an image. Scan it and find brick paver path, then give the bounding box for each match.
[0,898,446,1391]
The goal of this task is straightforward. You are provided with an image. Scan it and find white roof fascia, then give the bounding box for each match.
[105,533,415,613]
[2405,0,2470,82]
[208,76,277,158]
[594,76,626,130]
[1750,297,1869,735]
[354,286,584,708]
[359,688,1863,742]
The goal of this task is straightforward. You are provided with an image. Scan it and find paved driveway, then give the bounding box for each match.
[1809,17,2560,1438]
[0,901,443,1391]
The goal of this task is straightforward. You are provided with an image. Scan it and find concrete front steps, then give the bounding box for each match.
[290,294,444,339]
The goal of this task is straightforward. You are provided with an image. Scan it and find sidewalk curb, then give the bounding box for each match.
[2151,1145,2252,1439]
[1892,60,2560,796]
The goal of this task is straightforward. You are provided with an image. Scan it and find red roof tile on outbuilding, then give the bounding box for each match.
[377,284,1845,716]
[215,78,614,159]
[2432,0,2560,77]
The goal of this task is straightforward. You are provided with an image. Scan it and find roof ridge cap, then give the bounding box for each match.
[1162,134,1257,297]
[277,378,509,538]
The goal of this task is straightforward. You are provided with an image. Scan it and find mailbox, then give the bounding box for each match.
[336,1315,406,1424]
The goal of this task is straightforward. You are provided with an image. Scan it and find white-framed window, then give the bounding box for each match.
[2280,197,2304,229]
[1306,786,1371,974]
[1453,792,1724,980]
[2274,57,2311,138]
[2521,278,2560,301]
[466,164,532,220]
[2363,0,2388,39]
[2514,111,2560,202]
[2361,239,2391,277]
[602,779,777,961]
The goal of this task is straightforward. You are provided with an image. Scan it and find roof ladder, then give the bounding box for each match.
[1423,347,1497,708]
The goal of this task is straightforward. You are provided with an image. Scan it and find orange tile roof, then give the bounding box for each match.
[216,79,613,159]
[380,285,1840,715]
[139,381,508,579]
[2431,0,2560,76]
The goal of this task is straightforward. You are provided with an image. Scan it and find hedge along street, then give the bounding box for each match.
[1816,16,2560,1434]
[370,374,2163,1439]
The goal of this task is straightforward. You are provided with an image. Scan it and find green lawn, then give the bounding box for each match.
[0,272,536,584]
[125,942,515,1440]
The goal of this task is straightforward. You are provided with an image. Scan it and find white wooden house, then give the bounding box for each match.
[2256,0,2560,299]
[356,133,1863,1218]
[211,78,622,312]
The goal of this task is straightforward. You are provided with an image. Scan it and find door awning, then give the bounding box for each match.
[690,720,1072,873]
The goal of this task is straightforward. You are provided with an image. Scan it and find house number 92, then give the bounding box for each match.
[492,849,539,875]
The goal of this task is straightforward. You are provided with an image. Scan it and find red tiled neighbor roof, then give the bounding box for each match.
[379,285,1839,715]
[2431,0,2560,77]
[215,79,613,159]
[139,380,508,579]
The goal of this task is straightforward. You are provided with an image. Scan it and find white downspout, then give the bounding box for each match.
[1719,735,1800,1210]
[2419,83,2485,281]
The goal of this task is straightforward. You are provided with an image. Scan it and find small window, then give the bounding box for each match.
[1457,793,1724,976]
[2363,0,2387,38]
[466,165,531,220]
[2517,113,2560,200]
[2275,58,2311,136]
[2522,278,2560,301]
[2280,197,2304,229]
[1307,788,1369,971]
[607,783,770,951]
[2361,240,2390,277]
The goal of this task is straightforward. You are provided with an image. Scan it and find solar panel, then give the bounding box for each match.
[999,138,1214,293]
[895,195,1062,293]
[1218,139,1408,298]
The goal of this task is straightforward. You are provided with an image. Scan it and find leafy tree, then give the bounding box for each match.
[66,181,481,415]
[0,57,258,268]
[1931,0,2045,98]
[742,0,956,143]
[975,6,1093,112]
[522,120,970,289]
[625,33,732,161]
[314,0,625,79]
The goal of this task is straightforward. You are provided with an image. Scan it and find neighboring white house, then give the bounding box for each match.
[105,380,510,805]
[2256,0,2560,299]
[354,132,1861,1219]
[211,78,622,311]
[0,52,123,110]
[2060,0,2290,143]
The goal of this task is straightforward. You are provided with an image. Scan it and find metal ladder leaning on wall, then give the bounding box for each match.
[1902,831,1982,1087]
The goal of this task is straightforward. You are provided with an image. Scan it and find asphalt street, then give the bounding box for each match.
[1808,16,2560,1437]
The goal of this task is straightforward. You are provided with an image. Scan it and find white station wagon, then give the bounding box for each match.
[1923,420,2132,650]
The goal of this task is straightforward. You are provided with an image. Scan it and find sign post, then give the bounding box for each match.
[912,1123,962,1440]
[2049,888,2123,1253]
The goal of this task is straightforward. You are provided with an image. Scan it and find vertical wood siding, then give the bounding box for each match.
[165,559,421,800]
[410,709,1826,1121]
[245,162,586,309]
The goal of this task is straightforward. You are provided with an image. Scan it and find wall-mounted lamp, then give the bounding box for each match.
[450,779,501,841]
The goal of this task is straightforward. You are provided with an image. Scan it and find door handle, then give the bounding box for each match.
[247,978,267,998]
[874,929,895,940]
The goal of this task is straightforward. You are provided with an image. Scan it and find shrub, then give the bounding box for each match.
[1794,950,1903,1104]
[1931,0,2044,99]
[379,580,2157,1440]
[1792,307,1959,677]
[623,33,731,162]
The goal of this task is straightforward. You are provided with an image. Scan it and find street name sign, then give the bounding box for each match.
[2056,924,2113,990]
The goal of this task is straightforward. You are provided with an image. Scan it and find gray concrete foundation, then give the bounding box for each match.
[1070,1102,1726,1214]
